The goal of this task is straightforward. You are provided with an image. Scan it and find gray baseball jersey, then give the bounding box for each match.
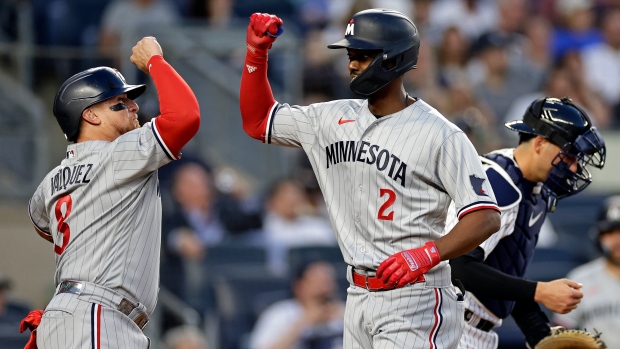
[553,258,620,349]
[29,121,176,315]
[264,97,498,348]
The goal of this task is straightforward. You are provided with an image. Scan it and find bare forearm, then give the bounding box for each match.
[435,209,500,260]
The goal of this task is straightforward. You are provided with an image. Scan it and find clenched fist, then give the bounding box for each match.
[130,36,163,74]
[246,13,284,54]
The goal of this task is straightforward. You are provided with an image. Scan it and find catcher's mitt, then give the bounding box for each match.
[535,327,607,349]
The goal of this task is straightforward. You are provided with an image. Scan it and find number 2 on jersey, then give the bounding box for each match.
[378,188,395,220]
[54,195,72,255]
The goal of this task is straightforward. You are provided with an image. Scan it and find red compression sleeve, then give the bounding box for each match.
[149,55,200,157]
[239,49,277,141]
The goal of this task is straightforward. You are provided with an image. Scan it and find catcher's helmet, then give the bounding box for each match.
[327,8,420,96]
[505,97,606,199]
[53,67,146,142]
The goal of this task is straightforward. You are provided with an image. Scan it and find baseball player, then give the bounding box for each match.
[553,195,620,349]
[20,37,200,348]
[444,97,606,349]
[240,9,501,349]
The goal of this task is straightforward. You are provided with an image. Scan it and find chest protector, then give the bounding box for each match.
[476,152,549,319]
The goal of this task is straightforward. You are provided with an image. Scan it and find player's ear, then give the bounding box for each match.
[82,108,102,125]
[533,136,546,154]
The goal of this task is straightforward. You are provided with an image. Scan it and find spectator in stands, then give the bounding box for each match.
[581,7,620,124]
[167,162,226,254]
[262,179,336,276]
[0,273,30,344]
[249,260,344,349]
[551,0,602,60]
[291,153,329,220]
[492,0,529,58]
[212,166,263,237]
[161,161,263,309]
[302,29,343,101]
[99,0,180,73]
[555,51,611,128]
[427,0,499,43]
[410,0,433,36]
[444,89,500,154]
[503,61,611,145]
[553,195,620,349]
[161,162,226,313]
[521,15,554,71]
[163,325,209,349]
[187,0,237,27]
[404,38,445,110]
[469,31,544,126]
[436,26,471,89]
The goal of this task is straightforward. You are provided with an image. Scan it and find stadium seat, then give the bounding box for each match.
[211,270,290,349]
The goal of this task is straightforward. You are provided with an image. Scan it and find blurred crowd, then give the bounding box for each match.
[2,0,620,348]
[2,0,620,154]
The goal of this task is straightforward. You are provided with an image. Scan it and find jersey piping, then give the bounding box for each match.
[151,119,175,160]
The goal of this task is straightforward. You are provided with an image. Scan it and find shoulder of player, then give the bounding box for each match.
[480,156,522,209]
[283,98,364,109]
[566,258,606,279]
[276,98,364,117]
[407,101,467,136]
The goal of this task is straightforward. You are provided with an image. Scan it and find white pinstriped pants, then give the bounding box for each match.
[457,323,499,349]
[457,293,501,349]
[343,283,464,349]
[36,293,149,348]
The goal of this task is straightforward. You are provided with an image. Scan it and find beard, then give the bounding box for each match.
[605,251,620,267]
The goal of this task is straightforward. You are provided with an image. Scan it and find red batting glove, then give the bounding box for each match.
[246,13,284,56]
[20,309,44,349]
[376,241,441,288]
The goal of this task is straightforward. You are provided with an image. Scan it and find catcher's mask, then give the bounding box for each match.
[505,97,606,202]
[53,67,146,142]
[327,8,420,97]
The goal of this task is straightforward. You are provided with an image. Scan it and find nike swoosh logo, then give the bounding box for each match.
[529,211,543,227]
[338,118,355,125]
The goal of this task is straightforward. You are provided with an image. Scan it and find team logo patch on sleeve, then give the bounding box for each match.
[469,175,488,196]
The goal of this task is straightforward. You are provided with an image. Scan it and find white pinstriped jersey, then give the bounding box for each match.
[445,149,521,259]
[28,120,176,314]
[267,98,498,286]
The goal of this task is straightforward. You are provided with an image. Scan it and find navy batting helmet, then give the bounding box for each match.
[53,67,146,142]
[327,9,420,96]
[505,97,606,200]
[595,196,620,235]
[591,195,620,254]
